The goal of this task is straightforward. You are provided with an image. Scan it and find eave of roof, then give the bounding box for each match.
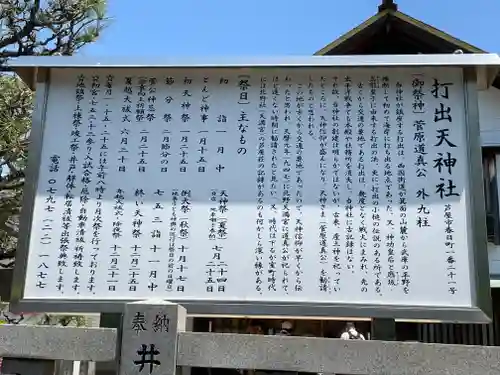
[10,54,500,91]
[315,9,486,56]
[314,8,499,88]
[314,10,391,56]
[394,11,485,53]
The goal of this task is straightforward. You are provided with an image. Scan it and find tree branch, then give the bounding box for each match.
[0,219,19,238]
[0,259,15,268]
[0,179,24,190]
[0,0,41,49]
[0,0,107,267]
[0,250,16,260]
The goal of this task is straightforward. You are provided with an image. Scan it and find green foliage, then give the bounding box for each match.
[0,0,108,267]
[0,302,89,326]
[0,0,107,57]
[0,76,32,266]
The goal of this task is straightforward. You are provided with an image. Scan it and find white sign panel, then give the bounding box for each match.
[24,67,473,308]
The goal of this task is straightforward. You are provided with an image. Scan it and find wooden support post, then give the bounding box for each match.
[371,318,397,341]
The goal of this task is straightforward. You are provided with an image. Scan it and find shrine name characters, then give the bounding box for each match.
[430,78,460,296]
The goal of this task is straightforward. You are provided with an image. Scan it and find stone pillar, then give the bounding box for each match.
[96,313,122,375]
[119,300,186,375]
[181,318,194,375]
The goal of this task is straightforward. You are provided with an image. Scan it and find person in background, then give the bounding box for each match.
[272,322,297,375]
[277,321,293,336]
[340,322,365,340]
[246,320,264,335]
[245,321,265,375]
[255,321,297,375]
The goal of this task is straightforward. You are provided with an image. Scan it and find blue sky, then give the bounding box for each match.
[84,0,499,56]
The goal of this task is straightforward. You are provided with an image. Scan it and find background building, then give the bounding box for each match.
[192,0,500,346]
[315,0,500,345]
[2,0,499,361]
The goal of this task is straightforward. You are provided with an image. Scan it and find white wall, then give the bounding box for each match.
[479,87,500,147]
[475,88,500,278]
[488,243,500,275]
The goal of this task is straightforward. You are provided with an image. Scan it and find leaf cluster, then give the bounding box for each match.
[0,0,107,267]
